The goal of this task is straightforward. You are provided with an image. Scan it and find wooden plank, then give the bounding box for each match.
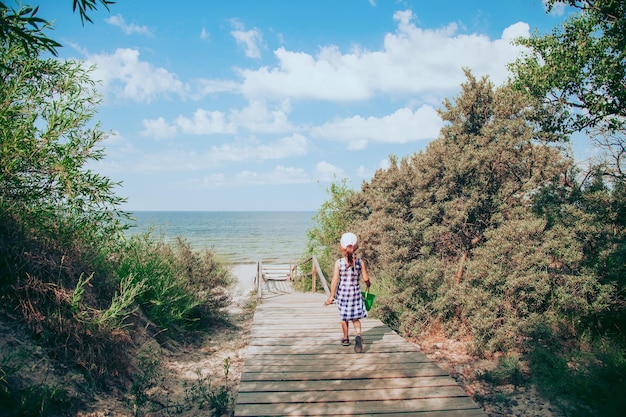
[239,365,449,382]
[238,376,461,392]
[237,385,470,403]
[234,285,487,417]
[240,352,432,366]
[236,397,482,416]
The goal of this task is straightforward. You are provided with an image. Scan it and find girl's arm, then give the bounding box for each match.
[325,260,340,305]
[361,259,371,288]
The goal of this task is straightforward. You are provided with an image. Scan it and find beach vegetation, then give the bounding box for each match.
[309,58,626,417]
[0,6,237,415]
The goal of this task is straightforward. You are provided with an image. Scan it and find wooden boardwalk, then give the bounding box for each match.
[234,282,487,416]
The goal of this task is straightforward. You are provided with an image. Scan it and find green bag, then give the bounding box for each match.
[361,289,376,311]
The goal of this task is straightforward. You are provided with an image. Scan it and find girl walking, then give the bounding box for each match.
[325,232,371,353]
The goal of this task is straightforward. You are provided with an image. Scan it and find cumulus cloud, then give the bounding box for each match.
[186,166,309,189]
[236,165,309,185]
[231,19,264,59]
[209,134,308,162]
[175,109,236,135]
[315,161,345,182]
[310,105,443,150]
[238,9,529,102]
[106,14,152,36]
[115,133,309,175]
[230,99,293,133]
[141,100,292,137]
[141,117,178,139]
[87,48,184,102]
[86,6,546,207]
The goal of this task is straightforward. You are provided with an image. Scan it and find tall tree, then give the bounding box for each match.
[510,0,626,178]
[0,35,127,257]
[511,0,625,133]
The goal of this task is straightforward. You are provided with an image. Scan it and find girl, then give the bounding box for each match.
[325,232,371,353]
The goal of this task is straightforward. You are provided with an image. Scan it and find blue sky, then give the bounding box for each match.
[41,0,577,211]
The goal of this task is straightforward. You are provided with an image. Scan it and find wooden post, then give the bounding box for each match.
[312,255,330,295]
[256,258,263,300]
[311,259,316,293]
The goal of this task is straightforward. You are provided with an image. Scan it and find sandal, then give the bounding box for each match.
[354,335,363,353]
[341,338,350,346]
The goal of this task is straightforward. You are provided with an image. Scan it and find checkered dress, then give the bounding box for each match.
[336,257,367,321]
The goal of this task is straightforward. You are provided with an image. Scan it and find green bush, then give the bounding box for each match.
[115,233,234,330]
[306,70,626,415]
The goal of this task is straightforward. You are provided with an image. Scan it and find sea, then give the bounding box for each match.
[124,211,316,265]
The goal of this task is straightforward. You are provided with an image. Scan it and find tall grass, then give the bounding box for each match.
[0,210,236,415]
[114,232,234,331]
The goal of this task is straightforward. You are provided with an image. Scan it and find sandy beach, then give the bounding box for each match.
[230,263,258,296]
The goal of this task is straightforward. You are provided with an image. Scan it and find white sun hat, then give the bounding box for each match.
[340,232,358,249]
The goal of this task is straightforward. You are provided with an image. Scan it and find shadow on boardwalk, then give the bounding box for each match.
[234,289,487,417]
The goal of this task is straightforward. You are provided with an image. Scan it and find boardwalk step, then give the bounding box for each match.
[234,291,487,417]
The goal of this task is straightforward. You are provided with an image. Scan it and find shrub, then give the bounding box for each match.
[115,233,234,331]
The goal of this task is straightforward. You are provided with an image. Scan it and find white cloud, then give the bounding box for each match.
[310,105,442,150]
[200,27,209,40]
[187,78,239,99]
[175,109,236,135]
[209,134,309,162]
[141,117,178,139]
[543,0,566,16]
[87,48,184,102]
[186,165,310,189]
[84,49,237,102]
[230,20,264,59]
[236,165,309,185]
[237,10,529,102]
[143,100,292,137]
[118,133,310,174]
[187,173,227,189]
[105,14,152,36]
[315,161,345,182]
[230,99,293,133]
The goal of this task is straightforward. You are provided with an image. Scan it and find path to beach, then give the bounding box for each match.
[230,263,258,297]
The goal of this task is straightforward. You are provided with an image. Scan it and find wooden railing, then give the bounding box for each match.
[288,255,331,295]
[254,255,330,301]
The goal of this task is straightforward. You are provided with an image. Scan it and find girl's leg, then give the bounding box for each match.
[341,320,349,339]
[353,319,363,353]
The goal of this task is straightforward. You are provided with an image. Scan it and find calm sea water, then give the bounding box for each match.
[125,211,316,264]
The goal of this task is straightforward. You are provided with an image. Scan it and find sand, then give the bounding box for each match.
[230,263,258,296]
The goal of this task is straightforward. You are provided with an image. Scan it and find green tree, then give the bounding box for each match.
[511,0,625,133]
[305,179,354,279]
[0,0,114,56]
[0,34,127,269]
[510,0,626,179]
[336,71,617,354]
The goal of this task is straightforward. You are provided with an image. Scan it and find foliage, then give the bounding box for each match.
[530,336,626,417]
[0,0,114,56]
[0,34,129,261]
[0,37,134,386]
[0,18,238,416]
[305,179,355,281]
[511,0,626,134]
[306,69,625,414]
[480,352,525,387]
[115,233,234,331]
[510,0,626,181]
